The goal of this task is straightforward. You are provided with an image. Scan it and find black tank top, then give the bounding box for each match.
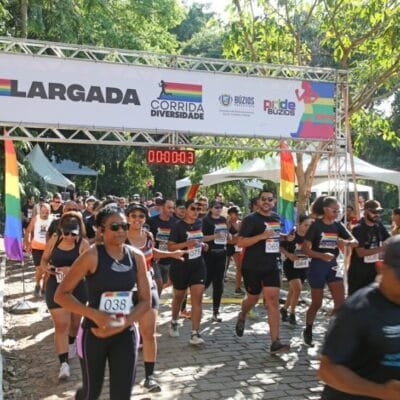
[50,238,81,268]
[83,244,137,328]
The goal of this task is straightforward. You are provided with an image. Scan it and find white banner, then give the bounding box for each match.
[0,53,336,140]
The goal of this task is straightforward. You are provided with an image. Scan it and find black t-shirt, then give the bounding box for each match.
[21,203,34,228]
[202,214,228,251]
[239,211,281,270]
[281,232,307,269]
[148,215,178,265]
[305,219,351,258]
[169,219,204,267]
[50,205,63,219]
[321,284,400,399]
[350,219,390,269]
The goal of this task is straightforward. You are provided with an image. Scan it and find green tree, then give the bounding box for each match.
[223,0,400,214]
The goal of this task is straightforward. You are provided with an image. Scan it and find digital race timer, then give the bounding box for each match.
[146,149,195,165]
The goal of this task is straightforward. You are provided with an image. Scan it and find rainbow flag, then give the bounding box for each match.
[4,129,24,261]
[159,81,202,103]
[0,79,11,96]
[177,184,200,201]
[278,140,295,234]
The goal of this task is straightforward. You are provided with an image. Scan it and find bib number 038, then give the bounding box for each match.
[99,291,133,315]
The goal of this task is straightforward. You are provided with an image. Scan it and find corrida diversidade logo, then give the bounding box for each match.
[150,80,204,120]
[0,78,140,104]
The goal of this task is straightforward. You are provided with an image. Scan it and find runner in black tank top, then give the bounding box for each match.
[55,206,151,400]
[40,211,89,381]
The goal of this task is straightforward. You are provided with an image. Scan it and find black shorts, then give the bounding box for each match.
[283,263,308,283]
[153,262,171,284]
[46,275,88,310]
[32,249,44,267]
[242,267,280,295]
[170,260,206,291]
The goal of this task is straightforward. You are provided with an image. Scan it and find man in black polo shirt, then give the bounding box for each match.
[319,235,400,399]
[348,200,390,295]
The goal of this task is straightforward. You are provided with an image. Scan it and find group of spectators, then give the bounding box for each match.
[20,189,400,399]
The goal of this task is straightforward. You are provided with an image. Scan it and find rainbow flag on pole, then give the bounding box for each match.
[278,140,295,234]
[4,129,24,261]
[177,184,200,201]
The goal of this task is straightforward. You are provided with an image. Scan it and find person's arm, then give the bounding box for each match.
[39,234,58,275]
[302,239,334,262]
[337,223,358,249]
[55,246,116,330]
[237,230,274,248]
[153,247,185,261]
[319,355,400,399]
[24,216,35,252]
[279,245,298,262]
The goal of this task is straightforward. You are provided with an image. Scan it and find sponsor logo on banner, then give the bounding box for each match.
[218,93,254,117]
[0,78,140,105]
[150,80,204,120]
[263,98,296,116]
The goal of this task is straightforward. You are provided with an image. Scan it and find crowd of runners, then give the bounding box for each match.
[20,189,400,399]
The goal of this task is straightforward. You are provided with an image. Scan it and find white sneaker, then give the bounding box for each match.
[169,321,179,337]
[68,342,77,359]
[58,362,70,380]
[190,332,205,346]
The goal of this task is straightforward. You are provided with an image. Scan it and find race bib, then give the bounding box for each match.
[214,224,228,245]
[188,244,202,260]
[294,258,310,269]
[234,245,242,252]
[99,291,133,315]
[331,264,343,278]
[159,241,168,251]
[364,253,380,264]
[265,239,280,253]
[55,269,65,283]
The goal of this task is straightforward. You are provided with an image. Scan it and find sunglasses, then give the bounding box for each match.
[53,200,61,204]
[368,210,381,215]
[260,197,274,202]
[104,222,130,231]
[213,206,222,209]
[189,207,201,212]
[63,231,78,237]
[327,208,339,213]
[129,213,146,219]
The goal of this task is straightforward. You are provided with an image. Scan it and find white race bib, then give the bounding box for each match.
[188,244,202,260]
[331,264,343,278]
[159,241,168,251]
[55,269,65,283]
[265,239,280,253]
[293,258,310,269]
[99,291,133,315]
[364,253,380,264]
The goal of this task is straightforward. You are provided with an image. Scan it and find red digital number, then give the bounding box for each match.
[147,149,195,165]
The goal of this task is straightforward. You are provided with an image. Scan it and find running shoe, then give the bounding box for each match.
[234,288,245,295]
[280,307,288,322]
[289,313,297,326]
[58,362,70,380]
[303,327,313,346]
[169,321,179,338]
[235,314,245,337]
[190,332,205,346]
[144,375,162,393]
[180,309,192,319]
[212,313,222,323]
[34,285,41,298]
[270,340,290,354]
[68,342,77,359]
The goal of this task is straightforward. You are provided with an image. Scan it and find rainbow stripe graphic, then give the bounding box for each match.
[187,230,203,240]
[291,81,335,140]
[278,141,295,234]
[265,221,281,231]
[159,81,202,103]
[4,129,24,261]
[177,184,200,201]
[0,79,11,96]
[102,291,131,298]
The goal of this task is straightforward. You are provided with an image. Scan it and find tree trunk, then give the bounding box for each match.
[20,0,28,38]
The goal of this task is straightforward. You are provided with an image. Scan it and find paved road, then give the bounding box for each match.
[2,255,330,400]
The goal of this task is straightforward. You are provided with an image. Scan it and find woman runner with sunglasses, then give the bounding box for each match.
[302,196,358,346]
[55,205,151,400]
[168,199,208,345]
[125,202,184,393]
[39,211,89,380]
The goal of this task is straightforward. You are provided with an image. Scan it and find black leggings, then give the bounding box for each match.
[204,250,227,314]
[76,327,139,400]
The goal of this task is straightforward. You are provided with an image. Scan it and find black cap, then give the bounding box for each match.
[126,202,148,218]
[228,206,241,214]
[176,199,186,208]
[364,200,383,212]
[383,236,400,278]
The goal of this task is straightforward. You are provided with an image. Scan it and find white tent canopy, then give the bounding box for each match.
[51,158,98,176]
[311,180,373,199]
[27,145,75,188]
[202,153,400,188]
